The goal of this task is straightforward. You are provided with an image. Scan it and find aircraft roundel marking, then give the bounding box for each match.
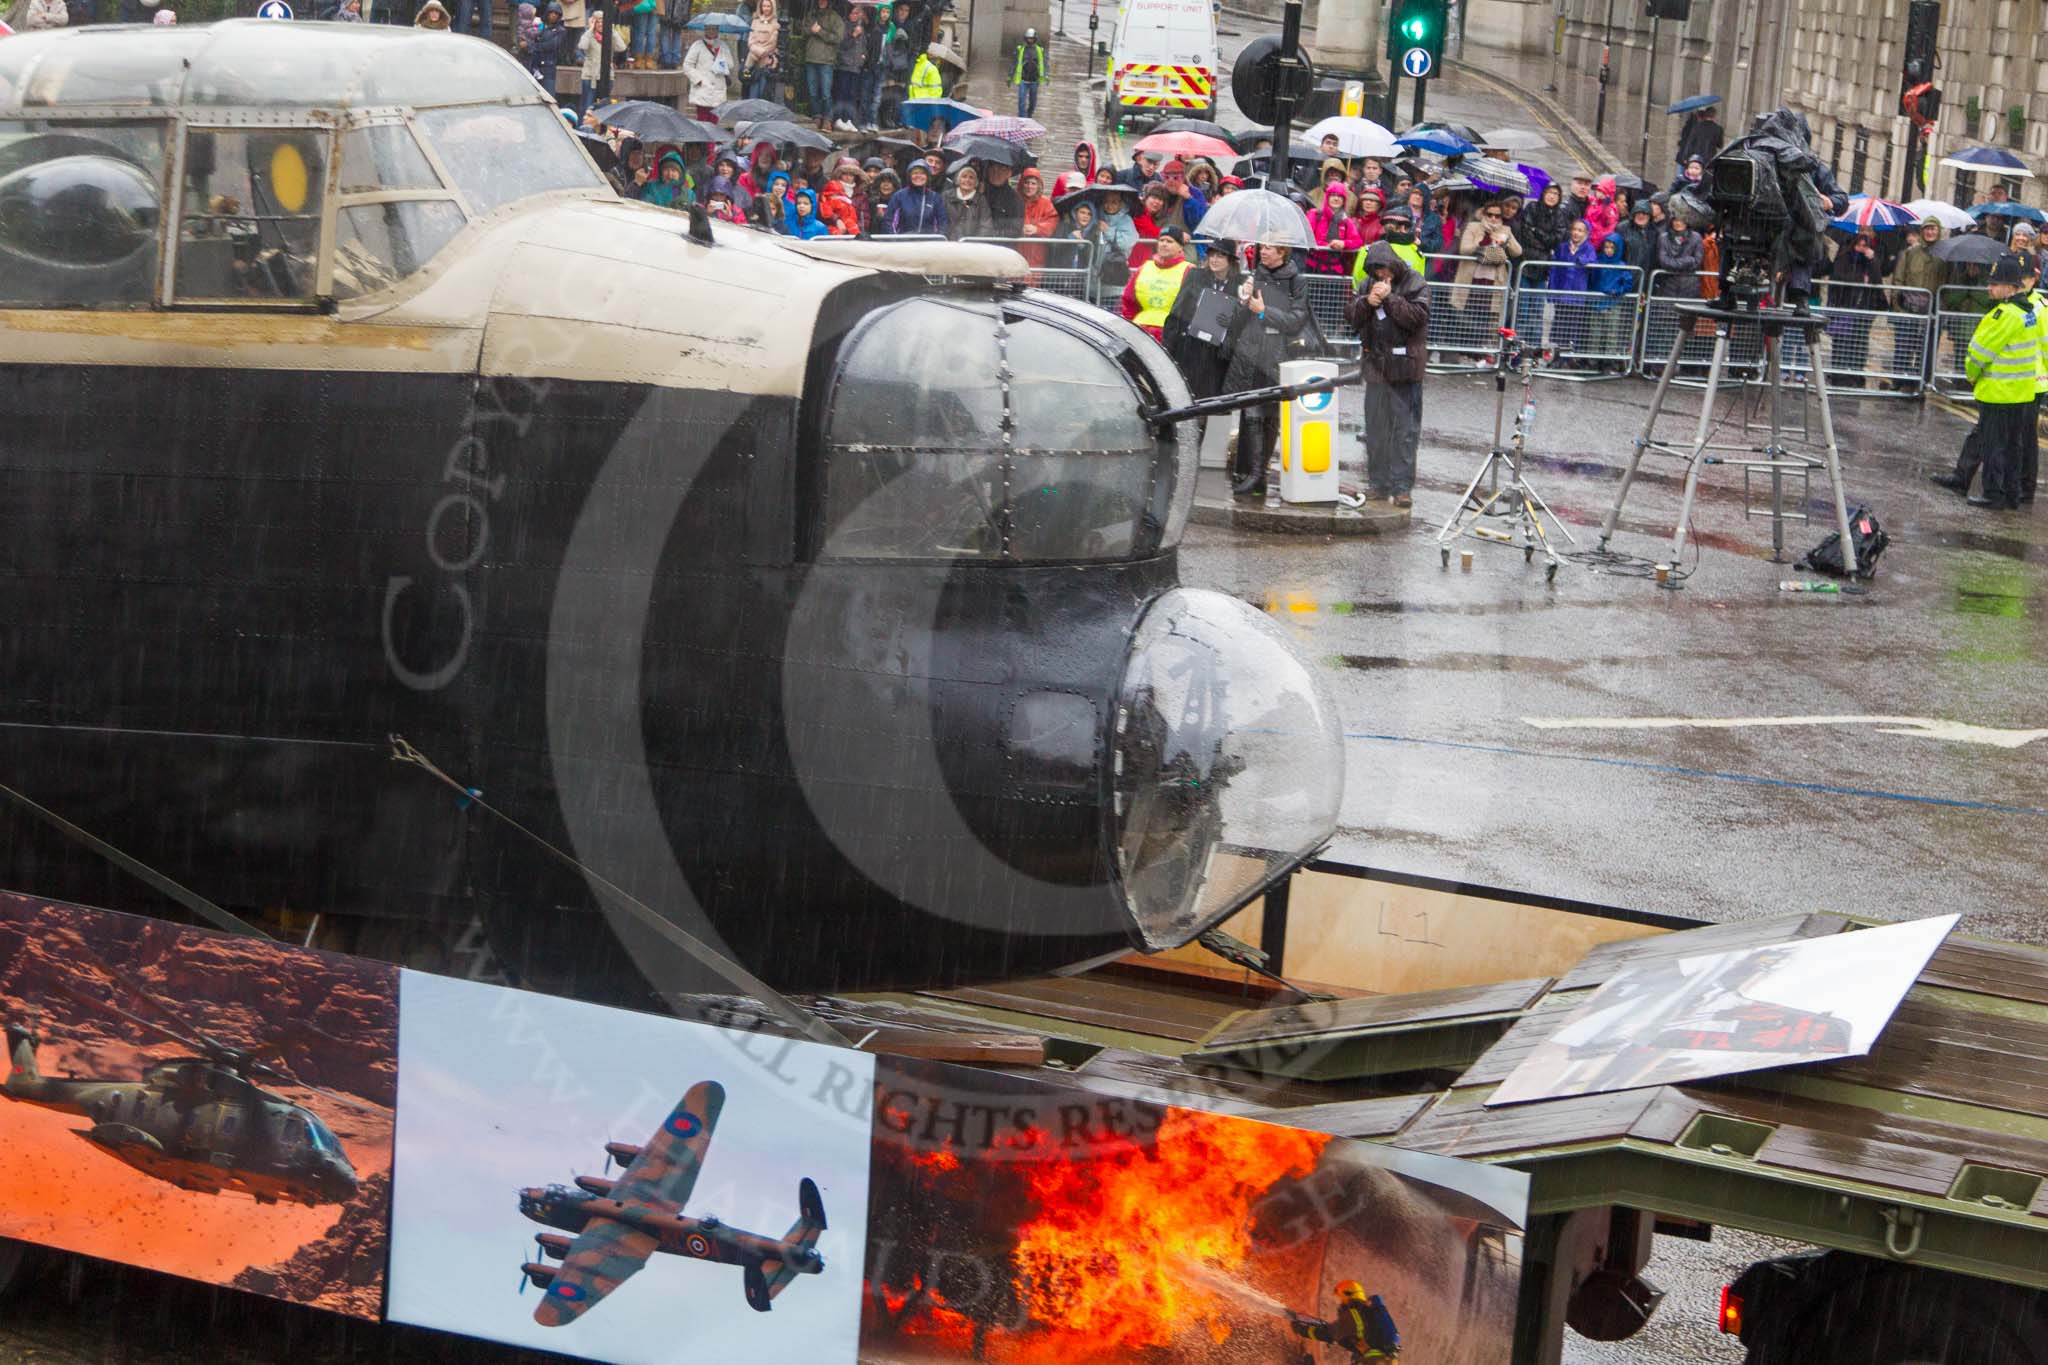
[552,1281,583,1300]
[667,1110,702,1138]
[685,1232,712,1257]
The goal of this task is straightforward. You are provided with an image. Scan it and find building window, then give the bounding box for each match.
[1851,127,1869,197]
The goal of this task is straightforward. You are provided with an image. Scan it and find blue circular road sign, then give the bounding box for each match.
[256,1,293,17]
[1401,46,1432,78]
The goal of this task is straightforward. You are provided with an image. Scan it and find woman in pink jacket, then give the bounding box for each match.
[1306,181,1365,276]
[1585,177,1620,245]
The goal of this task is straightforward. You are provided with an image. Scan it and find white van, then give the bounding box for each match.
[1104,0,1218,128]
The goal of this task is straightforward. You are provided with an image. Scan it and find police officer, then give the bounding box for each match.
[1961,251,2039,510]
[1292,1281,1400,1360]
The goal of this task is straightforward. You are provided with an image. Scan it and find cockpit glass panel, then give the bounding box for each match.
[356,36,538,107]
[0,119,164,306]
[303,1114,341,1155]
[333,199,464,299]
[415,103,603,216]
[174,126,325,301]
[339,123,440,195]
[183,23,375,107]
[822,296,1163,563]
[19,30,210,108]
[1006,318,1154,454]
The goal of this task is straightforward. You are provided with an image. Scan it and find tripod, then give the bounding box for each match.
[1436,328,1576,583]
[1597,298,1857,579]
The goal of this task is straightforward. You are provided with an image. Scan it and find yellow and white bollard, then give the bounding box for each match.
[1278,358,1341,505]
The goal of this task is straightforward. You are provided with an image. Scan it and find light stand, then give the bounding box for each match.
[1595,297,1858,580]
[1434,328,1576,582]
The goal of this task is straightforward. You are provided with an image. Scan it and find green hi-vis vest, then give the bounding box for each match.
[1966,298,2040,404]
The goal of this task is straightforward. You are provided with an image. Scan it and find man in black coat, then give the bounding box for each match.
[1223,243,1312,497]
[1347,239,1430,506]
[1677,107,1725,170]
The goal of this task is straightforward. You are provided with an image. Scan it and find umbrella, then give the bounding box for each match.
[575,131,618,174]
[1604,168,1648,191]
[1151,117,1237,145]
[1831,194,1919,232]
[1465,160,1531,196]
[1933,232,2007,264]
[685,9,748,28]
[1054,183,1135,215]
[740,119,835,151]
[1941,146,2034,177]
[1396,129,1477,157]
[898,98,986,132]
[715,98,797,126]
[1666,92,1722,114]
[848,135,928,164]
[1905,198,1975,230]
[944,134,1032,168]
[591,101,723,143]
[1519,163,1552,200]
[1433,175,1478,194]
[1480,126,1547,152]
[1301,115,1401,159]
[944,115,1047,145]
[1132,129,1241,162]
[1191,187,1313,248]
[1971,200,2048,224]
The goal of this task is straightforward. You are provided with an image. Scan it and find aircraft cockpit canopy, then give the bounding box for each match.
[0,22,608,308]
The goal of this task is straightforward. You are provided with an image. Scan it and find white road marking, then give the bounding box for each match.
[1521,715,2048,750]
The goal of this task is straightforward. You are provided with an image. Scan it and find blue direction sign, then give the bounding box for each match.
[1401,46,1432,78]
[255,1,293,17]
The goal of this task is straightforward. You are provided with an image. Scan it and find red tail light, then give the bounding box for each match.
[1717,1285,1744,1335]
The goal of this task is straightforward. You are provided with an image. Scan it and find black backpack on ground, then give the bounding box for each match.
[1799,505,1888,579]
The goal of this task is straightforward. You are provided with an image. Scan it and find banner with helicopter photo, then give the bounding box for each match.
[384,969,874,1365]
[861,1057,1529,1365]
[0,892,396,1318]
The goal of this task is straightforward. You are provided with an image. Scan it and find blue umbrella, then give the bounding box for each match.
[1971,200,2048,224]
[1396,130,1475,157]
[898,98,985,132]
[1942,145,2034,177]
[1666,92,1722,114]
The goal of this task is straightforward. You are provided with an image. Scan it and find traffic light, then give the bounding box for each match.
[1902,0,1939,90]
[1902,82,1940,131]
[1385,0,1446,73]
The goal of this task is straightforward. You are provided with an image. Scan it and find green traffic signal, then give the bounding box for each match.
[1401,14,1428,38]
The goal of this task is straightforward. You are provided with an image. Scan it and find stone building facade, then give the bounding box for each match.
[1467,0,2047,206]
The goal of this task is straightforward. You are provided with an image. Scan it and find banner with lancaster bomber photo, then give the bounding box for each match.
[0,892,397,1318]
[385,970,875,1365]
[860,1057,1529,1365]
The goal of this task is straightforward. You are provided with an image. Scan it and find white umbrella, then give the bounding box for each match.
[1481,126,1549,152]
[1301,115,1402,160]
[1191,187,1314,248]
[1905,198,1976,230]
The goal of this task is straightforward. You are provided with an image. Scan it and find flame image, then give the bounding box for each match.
[1010,1109,1328,1355]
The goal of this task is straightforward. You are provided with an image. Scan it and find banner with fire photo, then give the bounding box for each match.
[862,1057,1530,1364]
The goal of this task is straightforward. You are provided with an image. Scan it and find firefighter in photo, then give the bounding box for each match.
[1291,1281,1401,1360]
[1962,251,2039,511]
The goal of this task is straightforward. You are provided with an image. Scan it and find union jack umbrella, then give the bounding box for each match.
[943,116,1047,146]
[1831,194,1920,232]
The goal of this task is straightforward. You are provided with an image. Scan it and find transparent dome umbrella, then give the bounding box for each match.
[1191,187,1314,248]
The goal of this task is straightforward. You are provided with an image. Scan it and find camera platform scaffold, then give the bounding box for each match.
[1436,327,1576,582]
[1594,299,1858,582]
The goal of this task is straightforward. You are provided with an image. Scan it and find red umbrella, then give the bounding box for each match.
[1131,130,1239,163]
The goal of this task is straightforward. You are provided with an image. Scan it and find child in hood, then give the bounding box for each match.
[640,150,691,208]
[1353,184,1385,247]
[817,177,861,235]
[782,187,832,239]
[705,177,747,222]
[738,142,779,199]
[515,2,539,49]
[415,0,451,28]
[1306,181,1364,274]
[1584,176,1620,244]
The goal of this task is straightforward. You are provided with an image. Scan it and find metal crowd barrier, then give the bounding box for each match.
[960,236,1100,304]
[1511,258,1643,378]
[1421,253,1511,370]
[1932,284,1994,395]
[1639,271,1932,397]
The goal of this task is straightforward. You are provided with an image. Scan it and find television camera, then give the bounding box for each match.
[1702,108,1847,309]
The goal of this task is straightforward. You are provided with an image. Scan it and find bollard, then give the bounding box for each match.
[1278,358,1341,505]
